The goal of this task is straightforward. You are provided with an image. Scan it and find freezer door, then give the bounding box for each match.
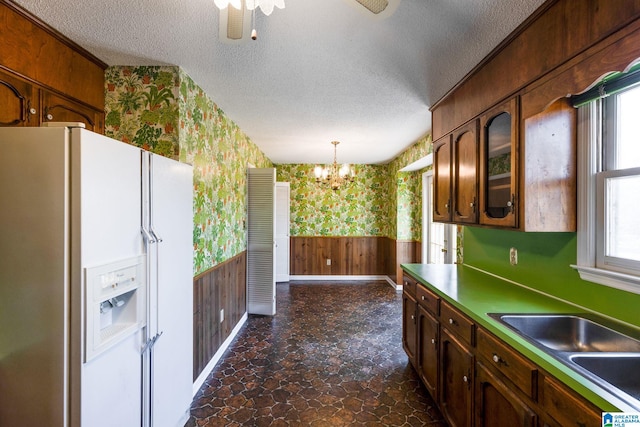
[146,152,193,427]
[71,128,145,427]
[0,127,71,426]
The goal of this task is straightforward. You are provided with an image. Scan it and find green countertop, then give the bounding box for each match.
[401,263,640,412]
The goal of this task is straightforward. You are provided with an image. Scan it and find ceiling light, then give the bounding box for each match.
[314,141,355,191]
[215,0,285,16]
[214,0,242,10]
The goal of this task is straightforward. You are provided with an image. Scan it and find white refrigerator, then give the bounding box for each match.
[0,125,193,427]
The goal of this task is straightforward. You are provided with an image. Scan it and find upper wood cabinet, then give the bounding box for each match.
[453,121,479,224]
[1,2,106,132]
[433,120,479,224]
[41,91,104,133]
[433,135,452,222]
[0,69,37,127]
[479,98,518,228]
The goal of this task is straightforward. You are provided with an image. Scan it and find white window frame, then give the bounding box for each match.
[572,96,640,294]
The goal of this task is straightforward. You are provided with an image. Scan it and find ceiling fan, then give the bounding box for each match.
[218,0,401,43]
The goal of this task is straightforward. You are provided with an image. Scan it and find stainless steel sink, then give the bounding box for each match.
[497,314,640,353]
[489,313,640,410]
[570,354,640,401]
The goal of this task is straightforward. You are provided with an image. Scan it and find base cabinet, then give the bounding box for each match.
[401,272,606,427]
[440,327,474,427]
[402,279,418,366]
[475,362,537,427]
[417,305,439,398]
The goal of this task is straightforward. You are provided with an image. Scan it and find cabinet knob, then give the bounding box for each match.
[463,375,468,383]
[492,354,500,363]
[404,281,408,286]
[29,108,37,115]
[431,338,436,344]
[421,295,425,301]
[46,113,54,121]
[448,318,454,325]
[411,314,415,320]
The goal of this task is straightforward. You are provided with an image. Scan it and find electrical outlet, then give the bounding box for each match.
[327,259,331,266]
[509,247,518,265]
[220,309,224,323]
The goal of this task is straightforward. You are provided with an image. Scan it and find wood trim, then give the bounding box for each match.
[193,251,246,380]
[0,0,108,69]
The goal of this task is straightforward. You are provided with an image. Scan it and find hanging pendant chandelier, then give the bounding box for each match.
[314,141,355,191]
[214,0,285,16]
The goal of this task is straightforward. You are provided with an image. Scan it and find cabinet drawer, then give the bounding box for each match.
[477,328,538,399]
[542,377,602,427]
[416,284,439,315]
[402,275,417,297]
[441,300,475,346]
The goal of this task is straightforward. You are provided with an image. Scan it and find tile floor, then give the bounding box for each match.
[185,281,446,426]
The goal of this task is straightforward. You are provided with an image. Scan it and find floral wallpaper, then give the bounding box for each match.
[389,134,432,241]
[276,135,433,241]
[396,172,423,240]
[276,164,389,236]
[105,66,180,158]
[105,66,272,276]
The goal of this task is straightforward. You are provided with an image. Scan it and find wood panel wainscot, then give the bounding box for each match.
[193,251,246,380]
[290,236,394,276]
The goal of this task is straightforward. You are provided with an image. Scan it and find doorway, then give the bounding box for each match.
[422,171,456,264]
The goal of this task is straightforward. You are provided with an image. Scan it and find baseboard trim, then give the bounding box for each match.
[192,312,248,396]
[288,275,401,290]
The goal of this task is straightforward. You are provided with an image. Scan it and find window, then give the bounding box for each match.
[574,69,640,292]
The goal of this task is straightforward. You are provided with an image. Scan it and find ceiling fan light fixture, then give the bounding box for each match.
[355,0,389,14]
[245,0,285,16]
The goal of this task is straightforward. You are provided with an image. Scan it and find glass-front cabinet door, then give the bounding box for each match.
[479,97,518,227]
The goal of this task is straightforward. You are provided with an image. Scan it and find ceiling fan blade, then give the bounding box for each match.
[355,0,389,14]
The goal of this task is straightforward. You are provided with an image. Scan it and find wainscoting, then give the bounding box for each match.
[290,236,421,283]
[192,251,246,380]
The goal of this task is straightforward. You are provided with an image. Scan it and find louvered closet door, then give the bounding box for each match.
[247,168,276,315]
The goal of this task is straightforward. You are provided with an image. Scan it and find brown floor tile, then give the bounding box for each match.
[185,281,446,426]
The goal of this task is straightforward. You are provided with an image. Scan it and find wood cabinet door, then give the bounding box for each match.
[433,135,452,222]
[0,70,36,127]
[417,305,439,399]
[475,362,537,427]
[41,91,104,133]
[402,290,418,365]
[479,97,518,228]
[452,120,479,223]
[440,327,474,427]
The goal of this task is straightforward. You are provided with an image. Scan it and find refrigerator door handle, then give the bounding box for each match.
[150,228,163,243]
[141,226,156,244]
[141,331,163,354]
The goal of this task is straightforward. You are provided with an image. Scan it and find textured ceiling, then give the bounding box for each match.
[13,0,545,164]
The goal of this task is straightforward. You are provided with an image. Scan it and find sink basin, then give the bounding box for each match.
[489,313,640,410]
[570,354,640,401]
[496,314,640,353]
